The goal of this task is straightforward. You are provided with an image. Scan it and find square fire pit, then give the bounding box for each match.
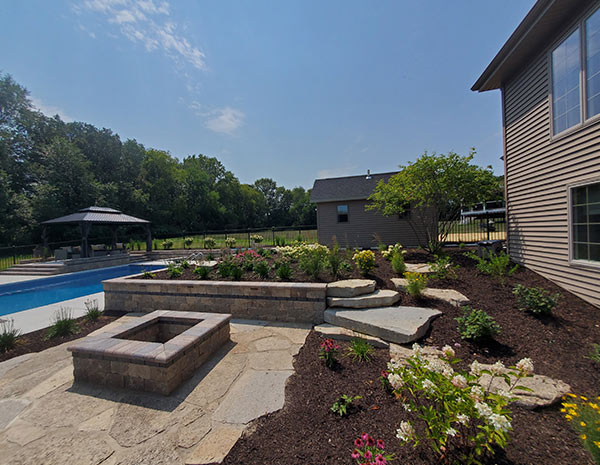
[68,310,231,395]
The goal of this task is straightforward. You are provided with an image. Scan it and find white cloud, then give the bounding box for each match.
[78,0,205,70]
[31,98,74,123]
[188,102,245,135]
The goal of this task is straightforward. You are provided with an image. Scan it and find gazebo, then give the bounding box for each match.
[41,206,152,258]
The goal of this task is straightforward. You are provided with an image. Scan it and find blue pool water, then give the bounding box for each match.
[0,264,164,317]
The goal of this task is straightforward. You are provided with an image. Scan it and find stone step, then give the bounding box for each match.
[324,305,442,344]
[391,278,469,307]
[327,289,400,309]
[313,323,389,348]
[326,279,376,298]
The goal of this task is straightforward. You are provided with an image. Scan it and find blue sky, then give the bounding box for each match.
[0,0,535,189]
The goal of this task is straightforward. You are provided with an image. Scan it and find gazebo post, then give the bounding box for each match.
[111,225,118,250]
[41,226,48,254]
[80,222,90,258]
[145,224,152,252]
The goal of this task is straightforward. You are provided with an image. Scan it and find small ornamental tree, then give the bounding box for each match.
[367,150,500,254]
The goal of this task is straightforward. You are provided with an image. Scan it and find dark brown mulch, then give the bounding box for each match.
[223,332,592,465]
[0,315,117,363]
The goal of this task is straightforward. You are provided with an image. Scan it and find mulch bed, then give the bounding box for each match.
[220,248,600,464]
[0,315,117,363]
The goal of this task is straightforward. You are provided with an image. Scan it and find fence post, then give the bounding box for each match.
[247,229,251,248]
[486,212,490,241]
[271,227,275,246]
[12,245,16,265]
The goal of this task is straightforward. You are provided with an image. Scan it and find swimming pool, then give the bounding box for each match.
[0,264,165,317]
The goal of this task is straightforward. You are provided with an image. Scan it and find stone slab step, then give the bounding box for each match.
[326,279,376,298]
[327,289,400,308]
[314,323,389,348]
[391,278,469,307]
[324,306,442,344]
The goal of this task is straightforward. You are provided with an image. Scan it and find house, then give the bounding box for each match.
[309,171,428,248]
[473,0,600,307]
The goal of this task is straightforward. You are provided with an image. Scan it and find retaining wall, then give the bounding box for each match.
[103,276,328,324]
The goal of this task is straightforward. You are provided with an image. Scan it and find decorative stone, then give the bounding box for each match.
[77,408,114,432]
[327,289,400,309]
[391,279,469,307]
[4,419,46,446]
[186,424,245,465]
[389,344,444,362]
[326,279,376,298]
[405,263,435,273]
[314,323,389,348]
[324,306,442,344]
[23,366,73,400]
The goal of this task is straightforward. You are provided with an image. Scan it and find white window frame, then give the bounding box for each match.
[336,204,349,223]
[567,176,600,269]
[550,4,600,139]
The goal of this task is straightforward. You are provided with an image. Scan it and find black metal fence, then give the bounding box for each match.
[440,214,506,244]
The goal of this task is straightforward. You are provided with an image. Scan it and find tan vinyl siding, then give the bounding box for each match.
[315,200,426,248]
[503,6,600,308]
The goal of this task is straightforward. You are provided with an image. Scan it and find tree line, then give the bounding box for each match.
[0,73,316,246]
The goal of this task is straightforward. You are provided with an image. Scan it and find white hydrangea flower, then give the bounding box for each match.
[387,360,400,371]
[396,421,414,442]
[421,378,436,393]
[470,360,484,376]
[475,401,493,419]
[451,374,468,389]
[388,373,403,390]
[470,385,484,402]
[402,403,412,412]
[442,345,455,358]
[457,413,469,425]
[489,413,511,432]
[412,343,423,358]
[491,361,505,374]
[497,389,510,400]
[427,357,450,374]
[516,357,534,375]
[445,427,457,437]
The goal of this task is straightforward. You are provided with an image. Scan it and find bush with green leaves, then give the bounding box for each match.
[193,266,211,279]
[389,344,533,464]
[142,270,156,279]
[456,307,500,341]
[161,239,174,250]
[229,263,243,280]
[512,284,559,315]
[180,259,191,269]
[0,319,20,353]
[330,394,362,417]
[84,298,102,321]
[204,237,216,249]
[381,243,405,260]
[403,271,428,297]
[167,264,183,279]
[224,237,236,248]
[588,343,600,363]
[391,250,407,275]
[352,249,376,275]
[250,234,263,244]
[46,308,79,340]
[464,250,518,283]
[254,260,269,278]
[328,241,344,278]
[346,337,375,362]
[276,261,292,280]
[428,254,458,279]
[183,237,194,248]
[218,260,232,278]
[299,245,328,279]
[256,248,272,259]
[276,243,329,261]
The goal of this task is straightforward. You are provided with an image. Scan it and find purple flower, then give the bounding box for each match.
[375,454,386,465]
[376,439,385,449]
[351,449,361,459]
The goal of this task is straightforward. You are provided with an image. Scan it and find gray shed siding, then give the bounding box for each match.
[316,200,424,248]
[503,5,600,307]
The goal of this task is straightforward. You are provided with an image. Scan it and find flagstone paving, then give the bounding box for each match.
[0,315,310,465]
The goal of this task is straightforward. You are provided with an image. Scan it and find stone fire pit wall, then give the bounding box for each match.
[103,276,328,324]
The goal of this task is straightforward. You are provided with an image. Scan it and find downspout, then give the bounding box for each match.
[500,85,509,254]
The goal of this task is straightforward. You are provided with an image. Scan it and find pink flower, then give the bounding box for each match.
[376,439,385,449]
[361,432,369,441]
[375,454,386,465]
[351,449,361,459]
[354,438,364,447]
[366,435,375,447]
[364,450,372,460]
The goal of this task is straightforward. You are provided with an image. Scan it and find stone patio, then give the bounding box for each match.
[0,315,310,465]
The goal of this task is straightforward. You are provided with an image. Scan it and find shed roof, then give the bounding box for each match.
[310,171,398,203]
[472,0,594,92]
[41,206,150,225]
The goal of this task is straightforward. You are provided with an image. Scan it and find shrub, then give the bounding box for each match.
[250,234,263,243]
[464,250,518,283]
[235,249,261,271]
[161,239,174,250]
[84,298,102,321]
[276,261,292,281]
[254,260,269,279]
[319,338,339,368]
[346,337,375,362]
[218,260,232,278]
[276,243,328,261]
[512,284,559,315]
[353,250,376,275]
[351,433,394,464]
[167,264,183,279]
[204,237,216,249]
[180,259,191,270]
[561,393,600,463]
[46,308,79,339]
[403,271,428,297]
[328,241,344,279]
[229,263,243,280]
[588,344,600,363]
[183,237,194,248]
[0,319,20,353]
[389,344,533,464]
[299,245,328,279]
[391,251,407,275]
[225,237,236,248]
[193,266,211,279]
[330,394,362,417]
[256,248,272,259]
[428,254,458,279]
[456,307,500,341]
[142,270,156,279]
[340,261,353,274]
[275,236,287,247]
[381,243,405,260]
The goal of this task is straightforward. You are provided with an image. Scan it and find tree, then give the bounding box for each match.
[367,150,499,254]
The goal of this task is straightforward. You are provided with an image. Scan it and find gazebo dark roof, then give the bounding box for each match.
[42,206,150,225]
